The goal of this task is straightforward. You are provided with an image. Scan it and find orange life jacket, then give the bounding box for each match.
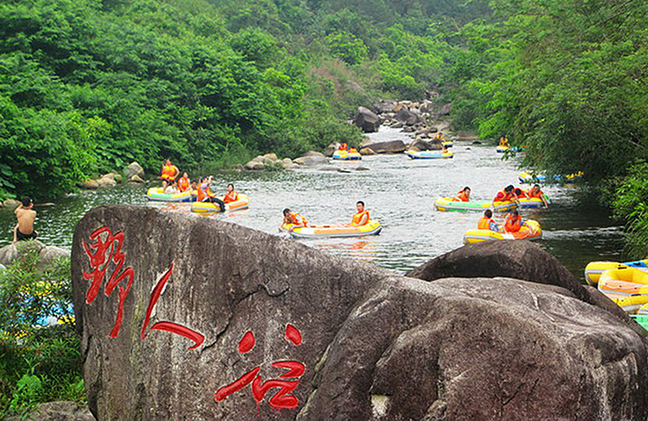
[456,190,469,202]
[223,190,238,203]
[527,188,544,199]
[340,143,348,151]
[284,212,307,226]
[351,210,370,226]
[197,182,213,202]
[178,176,190,192]
[504,214,523,233]
[494,190,515,202]
[477,217,494,230]
[161,164,178,181]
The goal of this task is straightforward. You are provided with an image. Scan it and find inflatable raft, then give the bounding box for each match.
[598,267,648,313]
[433,197,517,212]
[463,220,542,244]
[280,220,382,238]
[518,171,584,184]
[405,150,454,159]
[496,145,509,153]
[191,194,250,213]
[147,187,195,202]
[332,149,362,161]
[584,259,648,286]
[518,196,550,209]
[442,141,453,148]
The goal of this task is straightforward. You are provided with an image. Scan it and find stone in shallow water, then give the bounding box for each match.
[72,205,648,420]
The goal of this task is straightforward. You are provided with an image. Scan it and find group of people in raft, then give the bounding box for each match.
[452,183,547,234]
[160,159,239,212]
[282,201,370,231]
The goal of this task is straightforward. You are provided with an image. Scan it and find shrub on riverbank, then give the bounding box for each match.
[0,250,83,418]
[611,163,648,259]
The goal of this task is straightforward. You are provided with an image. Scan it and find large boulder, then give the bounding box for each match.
[38,246,71,269]
[96,176,117,187]
[6,401,95,421]
[323,142,340,157]
[394,108,419,125]
[406,240,644,336]
[352,106,381,133]
[72,205,648,420]
[125,162,145,180]
[410,138,442,151]
[293,151,327,166]
[78,180,99,189]
[365,140,406,154]
[3,199,20,209]
[373,99,397,114]
[0,240,46,266]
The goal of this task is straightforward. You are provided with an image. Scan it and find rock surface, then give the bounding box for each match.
[3,199,20,209]
[0,240,70,269]
[352,106,381,133]
[407,240,645,336]
[72,205,648,420]
[125,162,145,180]
[6,401,95,421]
[365,140,406,154]
[78,180,99,189]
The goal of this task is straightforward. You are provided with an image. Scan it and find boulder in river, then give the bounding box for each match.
[293,151,327,166]
[4,401,94,421]
[0,240,69,269]
[353,106,381,133]
[373,99,397,114]
[394,107,419,125]
[3,199,20,209]
[125,162,144,180]
[410,138,442,151]
[365,140,406,154]
[78,180,99,189]
[72,205,648,420]
[96,176,117,187]
[323,142,340,157]
[359,147,376,155]
[128,175,145,183]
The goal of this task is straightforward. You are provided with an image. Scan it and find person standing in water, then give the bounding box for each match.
[13,196,38,242]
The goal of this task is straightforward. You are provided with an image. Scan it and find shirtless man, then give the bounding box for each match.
[13,196,38,242]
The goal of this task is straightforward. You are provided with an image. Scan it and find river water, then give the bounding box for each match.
[0,127,626,281]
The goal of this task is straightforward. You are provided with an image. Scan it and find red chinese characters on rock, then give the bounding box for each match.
[82,226,134,338]
[215,325,305,411]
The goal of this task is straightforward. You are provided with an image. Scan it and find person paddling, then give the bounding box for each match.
[350,201,370,226]
[13,196,38,243]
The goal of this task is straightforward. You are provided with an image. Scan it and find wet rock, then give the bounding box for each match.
[0,240,46,266]
[353,106,381,133]
[394,108,419,125]
[337,168,352,173]
[360,137,372,148]
[367,140,406,154]
[125,162,144,180]
[472,140,482,145]
[355,166,370,171]
[294,152,327,166]
[410,138,442,151]
[128,175,145,183]
[373,99,397,114]
[456,131,479,141]
[79,180,99,189]
[5,401,95,421]
[72,205,648,420]
[407,240,645,337]
[324,142,340,157]
[263,153,278,161]
[96,177,117,187]
[359,147,376,155]
[3,199,20,209]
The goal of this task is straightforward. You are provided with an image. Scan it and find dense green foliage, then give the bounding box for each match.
[0,250,83,417]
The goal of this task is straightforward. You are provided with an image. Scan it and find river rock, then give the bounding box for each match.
[407,240,644,336]
[324,142,340,157]
[373,99,397,114]
[365,140,406,154]
[410,138,442,151]
[3,199,20,209]
[72,205,648,420]
[79,180,99,189]
[5,401,95,421]
[359,147,376,155]
[128,175,145,183]
[294,152,327,166]
[96,176,117,187]
[352,106,381,133]
[394,108,419,125]
[456,131,478,141]
[282,158,298,170]
[0,240,46,267]
[263,153,278,161]
[38,246,71,269]
[125,162,144,180]
[102,173,122,183]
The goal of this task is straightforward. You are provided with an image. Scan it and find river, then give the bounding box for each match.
[0,127,626,280]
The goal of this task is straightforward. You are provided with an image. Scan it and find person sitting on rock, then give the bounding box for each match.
[178,173,191,192]
[160,158,180,189]
[13,196,38,243]
[502,210,525,233]
[283,208,308,229]
[453,187,471,202]
[197,176,225,212]
[493,185,518,203]
[350,201,370,226]
[223,184,239,203]
[526,184,549,207]
[478,209,499,231]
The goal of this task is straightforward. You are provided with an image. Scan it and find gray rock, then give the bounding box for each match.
[79,180,99,189]
[0,240,46,266]
[3,199,20,209]
[365,140,406,154]
[359,147,376,155]
[294,152,327,166]
[6,401,95,421]
[410,138,442,151]
[394,108,419,125]
[71,205,648,420]
[323,142,340,157]
[263,153,279,161]
[96,177,117,187]
[353,106,381,133]
[128,175,145,183]
[373,99,397,114]
[407,240,646,337]
[125,162,145,180]
[38,246,71,269]
[456,131,478,141]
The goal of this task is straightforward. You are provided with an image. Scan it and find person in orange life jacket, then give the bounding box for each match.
[436,132,444,141]
[499,135,509,147]
[502,210,525,233]
[493,185,518,203]
[160,158,180,189]
[283,208,308,232]
[526,184,549,207]
[453,187,471,202]
[197,176,225,212]
[223,184,238,203]
[514,187,527,198]
[177,173,190,192]
[351,201,370,226]
[339,143,348,151]
[478,209,499,231]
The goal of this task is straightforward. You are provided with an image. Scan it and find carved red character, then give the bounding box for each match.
[141,264,204,349]
[215,324,305,410]
[82,226,134,338]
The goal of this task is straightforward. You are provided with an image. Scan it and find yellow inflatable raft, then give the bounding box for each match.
[463,220,542,245]
[191,194,250,213]
[598,267,648,313]
[280,220,382,238]
[433,197,517,212]
[147,187,195,202]
[584,259,648,285]
[332,149,362,160]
